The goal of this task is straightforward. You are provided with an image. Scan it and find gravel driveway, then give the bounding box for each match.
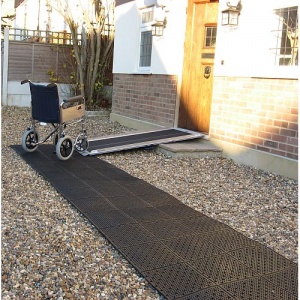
[2,106,298,299]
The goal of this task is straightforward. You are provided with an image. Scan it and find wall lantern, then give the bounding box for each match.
[152,17,167,36]
[222,1,242,26]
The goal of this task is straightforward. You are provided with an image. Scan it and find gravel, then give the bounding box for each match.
[2,106,298,299]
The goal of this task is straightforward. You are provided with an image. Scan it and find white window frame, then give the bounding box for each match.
[138,6,154,72]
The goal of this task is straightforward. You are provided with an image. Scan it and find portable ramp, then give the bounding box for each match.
[79,128,203,156]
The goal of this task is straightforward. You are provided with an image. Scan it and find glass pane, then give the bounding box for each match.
[140,31,152,67]
[205,26,217,47]
[142,10,154,23]
[273,6,298,66]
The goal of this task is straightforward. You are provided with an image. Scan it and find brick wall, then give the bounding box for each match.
[112,74,178,127]
[210,77,298,160]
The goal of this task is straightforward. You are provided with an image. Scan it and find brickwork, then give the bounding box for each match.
[112,74,178,127]
[210,77,298,160]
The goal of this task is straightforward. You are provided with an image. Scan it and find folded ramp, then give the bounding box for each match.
[80,128,203,156]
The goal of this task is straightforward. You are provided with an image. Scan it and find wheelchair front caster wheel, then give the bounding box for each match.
[21,129,39,152]
[75,134,89,152]
[56,136,74,160]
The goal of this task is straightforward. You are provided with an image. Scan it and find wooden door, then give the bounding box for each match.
[178,0,218,133]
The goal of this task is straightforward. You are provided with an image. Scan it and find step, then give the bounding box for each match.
[157,138,222,158]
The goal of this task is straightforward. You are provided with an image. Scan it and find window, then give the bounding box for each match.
[205,26,217,48]
[272,6,298,66]
[140,31,152,67]
[142,9,154,23]
[139,7,154,69]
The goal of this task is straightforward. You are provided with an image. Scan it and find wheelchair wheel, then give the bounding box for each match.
[56,136,74,160]
[75,134,89,152]
[21,129,39,152]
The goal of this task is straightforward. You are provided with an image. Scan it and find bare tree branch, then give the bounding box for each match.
[50,0,115,108]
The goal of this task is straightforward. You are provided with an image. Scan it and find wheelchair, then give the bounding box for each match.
[21,80,88,160]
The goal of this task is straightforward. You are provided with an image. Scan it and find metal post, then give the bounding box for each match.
[2,27,9,105]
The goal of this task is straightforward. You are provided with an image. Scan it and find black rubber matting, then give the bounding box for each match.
[80,128,203,156]
[12,144,298,300]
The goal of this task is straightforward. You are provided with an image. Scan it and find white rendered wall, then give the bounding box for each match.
[14,0,114,32]
[113,0,298,79]
[214,0,299,79]
[113,0,187,75]
[14,0,66,32]
[113,2,139,73]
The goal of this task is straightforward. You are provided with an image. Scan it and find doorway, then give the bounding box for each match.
[178,0,219,134]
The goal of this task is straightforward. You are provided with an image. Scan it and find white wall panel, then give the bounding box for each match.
[214,0,298,79]
[113,0,187,75]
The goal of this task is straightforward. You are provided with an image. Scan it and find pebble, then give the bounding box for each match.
[1,106,298,299]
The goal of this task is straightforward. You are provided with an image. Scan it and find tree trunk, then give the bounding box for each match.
[52,0,115,107]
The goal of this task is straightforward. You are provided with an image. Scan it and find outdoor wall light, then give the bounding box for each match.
[151,17,167,36]
[221,1,242,26]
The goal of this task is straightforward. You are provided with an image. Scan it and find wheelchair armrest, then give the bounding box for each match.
[63,95,84,104]
[61,95,84,109]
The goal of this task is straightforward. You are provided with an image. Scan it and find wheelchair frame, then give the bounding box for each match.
[21,80,88,160]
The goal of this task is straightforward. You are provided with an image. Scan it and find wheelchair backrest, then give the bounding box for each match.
[29,82,60,123]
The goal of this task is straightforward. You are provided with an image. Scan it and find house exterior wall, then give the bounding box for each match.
[14,0,111,33]
[112,73,178,128]
[111,0,187,129]
[14,0,67,32]
[113,0,187,75]
[210,77,298,160]
[108,0,299,178]
[210,0,298,177]
[111,0,298,178]
[214,0,298,79]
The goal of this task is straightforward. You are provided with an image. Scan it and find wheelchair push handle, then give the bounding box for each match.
[21,79,31,85]
[47,83,57,88]
[21,80,57,88]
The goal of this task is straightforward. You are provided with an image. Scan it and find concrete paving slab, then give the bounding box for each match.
[157,139,223,158]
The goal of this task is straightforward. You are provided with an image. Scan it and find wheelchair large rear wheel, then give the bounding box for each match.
[56,136,74,160]
[21,129,39,152]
